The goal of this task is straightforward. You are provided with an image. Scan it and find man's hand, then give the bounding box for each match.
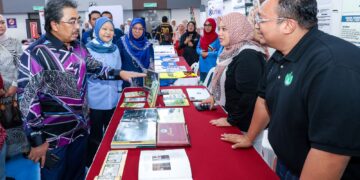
[210,117,231,127]
[28,141,49,168]
[221,133,253,149]
[119,71,146,82]
[5,86,17,97]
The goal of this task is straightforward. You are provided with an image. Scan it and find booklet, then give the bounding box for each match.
[186,88,211,101]
[157,123,190,147]
[147,81,160,108]
[124,91,146,98]
[160,89,184,95]
[120,102,145,108]
[138,149,192,180]
[95,150,128,180]
[124,97,146,103]
[157,108,185,123]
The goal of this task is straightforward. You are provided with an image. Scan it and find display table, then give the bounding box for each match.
[159,57,199,86]
[86,86,278,180]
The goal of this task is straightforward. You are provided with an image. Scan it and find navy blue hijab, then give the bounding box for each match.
[122,18,152,69]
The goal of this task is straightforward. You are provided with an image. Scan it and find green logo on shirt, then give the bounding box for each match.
[284,72,293,86]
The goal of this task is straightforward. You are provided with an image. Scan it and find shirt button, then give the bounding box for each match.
[280,65,284,69]
[278,75,281,79]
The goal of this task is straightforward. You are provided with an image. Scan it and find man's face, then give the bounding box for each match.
[0,16,6,36]
[102,13,113,20]
[256,0,284,48]
[90,13,100,27]
[51,7,80,43]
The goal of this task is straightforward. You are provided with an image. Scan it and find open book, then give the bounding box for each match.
[138,149,192,180]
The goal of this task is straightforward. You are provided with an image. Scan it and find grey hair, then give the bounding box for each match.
[277,0,318,29]
[44,0,77,32]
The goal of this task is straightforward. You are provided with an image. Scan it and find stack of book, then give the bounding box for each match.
[111,108,190,149]
[161,89,190,107]
[120,91,146,108]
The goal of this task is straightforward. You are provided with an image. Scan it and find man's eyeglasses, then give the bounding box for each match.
[132,27,144,31]
[61,19,81,26]
[254,13,287,24]
[204,24,212,27]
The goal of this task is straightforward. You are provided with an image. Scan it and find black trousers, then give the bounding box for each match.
[86,108,115,167]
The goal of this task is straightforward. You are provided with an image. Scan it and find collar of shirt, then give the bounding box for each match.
[271,26,319,64]
[45,32,77,51]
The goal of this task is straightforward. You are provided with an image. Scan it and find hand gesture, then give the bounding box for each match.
[221,133,253,149]
[201,51,208,58]
[119,71,146,82]
[201,96,215,110]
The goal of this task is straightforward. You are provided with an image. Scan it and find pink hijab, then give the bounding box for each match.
[211,12,263,103]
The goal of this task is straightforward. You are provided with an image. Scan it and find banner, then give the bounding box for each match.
[208,0,223,19]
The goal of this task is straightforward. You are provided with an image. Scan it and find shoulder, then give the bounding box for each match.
[232,49,265,67]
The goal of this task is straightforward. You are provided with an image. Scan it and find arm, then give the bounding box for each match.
[196,40,203,55]
[206,39,220,57]
[300,148,350,179]
[178,34,187,49]
[17,49,48,167]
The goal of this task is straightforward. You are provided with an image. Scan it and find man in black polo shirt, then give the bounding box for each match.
[221,0,360,179]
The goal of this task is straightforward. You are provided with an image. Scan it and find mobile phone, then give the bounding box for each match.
[44,151,60,169]
[194,102,213,111]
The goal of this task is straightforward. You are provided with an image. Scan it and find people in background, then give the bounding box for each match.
[81,10,101,45]
[0,14,23,66]
[140,17,152,40]
[101,11,124,43]
[202,12,266,154]
[17,0,144,179]
[124,18,132,34]
[85,17,123,167]
[221,0,360,179]
[196,18,220,83]
[117,18,154,88]
[179,21,200,66]
[155,16,173,45]
[171,19,176,31]
[173,22,186,56]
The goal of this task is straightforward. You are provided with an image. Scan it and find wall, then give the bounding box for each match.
[2,0,43,13]
[171,8,200,25]
[1,14,29,41]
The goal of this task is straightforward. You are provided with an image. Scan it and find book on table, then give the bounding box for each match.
[157,108,185,123]
[147,80,160,108]
[138,149,192,180]
[186,88,211,101]
[111,109,158,149]
[163,94,189,107]
[95,150,128,180]
[157,123,190,147]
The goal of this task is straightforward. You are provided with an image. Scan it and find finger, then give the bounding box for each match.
[34,157,40,163]
[232,143,242,149]
[41,155,46,168]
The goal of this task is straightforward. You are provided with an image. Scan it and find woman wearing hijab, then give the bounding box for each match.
[196,18,220,82]
[201,12,267,153]
[179,21,200,66]
[173,22,186,56]
[86,17,123,166]
[117,18,154,88]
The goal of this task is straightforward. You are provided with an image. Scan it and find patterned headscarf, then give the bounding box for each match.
[211,12,264,103]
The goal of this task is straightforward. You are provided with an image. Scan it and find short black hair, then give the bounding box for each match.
[277,0,318,29]
[101,11,112,16]
[88,10,101,20]
[44,0,77,32]
[162,16,168,23]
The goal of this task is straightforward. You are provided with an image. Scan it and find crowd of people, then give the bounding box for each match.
[0,0,359,179]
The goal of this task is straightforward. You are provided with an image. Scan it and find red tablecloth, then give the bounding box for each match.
[177,56,192,72]
[86,86,278,180]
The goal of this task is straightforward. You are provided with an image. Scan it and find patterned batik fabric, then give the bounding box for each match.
[17,36,113,149]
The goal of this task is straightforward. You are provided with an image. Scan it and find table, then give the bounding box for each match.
[86,86,278,180]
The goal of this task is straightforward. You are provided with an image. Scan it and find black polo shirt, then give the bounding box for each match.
[259,27,360,178]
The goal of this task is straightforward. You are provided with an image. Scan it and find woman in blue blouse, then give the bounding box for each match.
[86,17,122,166]
[117,18,154,88]
[196,18,220,83]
